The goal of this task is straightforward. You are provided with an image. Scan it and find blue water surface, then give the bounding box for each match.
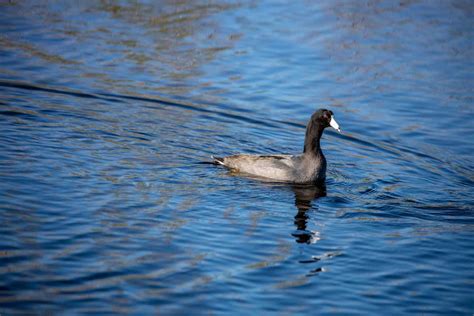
[0,1,473,315]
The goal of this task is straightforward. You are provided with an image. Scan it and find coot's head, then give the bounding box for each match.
[312,109,341,133]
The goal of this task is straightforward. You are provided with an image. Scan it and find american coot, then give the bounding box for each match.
[213,109,341,184]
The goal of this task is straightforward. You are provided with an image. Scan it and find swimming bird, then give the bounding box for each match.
[213,109,341,184]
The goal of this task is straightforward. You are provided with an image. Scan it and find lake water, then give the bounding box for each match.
[1,1,473,315]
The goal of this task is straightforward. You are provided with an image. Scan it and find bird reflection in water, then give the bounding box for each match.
[291,184,326,244]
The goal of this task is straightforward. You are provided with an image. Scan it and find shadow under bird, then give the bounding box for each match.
[213,109,341,184]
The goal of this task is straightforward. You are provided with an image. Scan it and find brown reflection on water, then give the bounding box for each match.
[1,1,241,96]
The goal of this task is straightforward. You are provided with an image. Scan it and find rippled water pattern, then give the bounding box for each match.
[1,1,473,315]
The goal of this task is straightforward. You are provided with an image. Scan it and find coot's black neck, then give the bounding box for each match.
[303,120,325,156]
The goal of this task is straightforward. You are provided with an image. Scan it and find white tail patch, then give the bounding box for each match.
[211,156,225,165]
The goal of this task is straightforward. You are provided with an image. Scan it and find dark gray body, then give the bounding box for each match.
[215,152,326,184]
